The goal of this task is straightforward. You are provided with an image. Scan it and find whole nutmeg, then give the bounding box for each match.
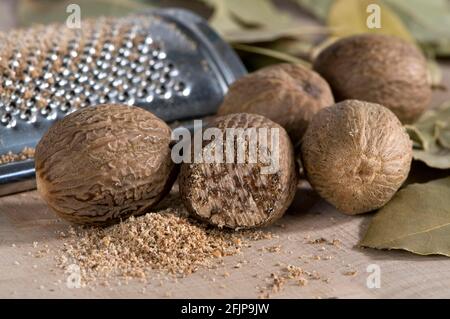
[301,100,412,215]
[313,34,431,124]
[217,63,334,145]
[35,104,176,225]
[179,113,297,229]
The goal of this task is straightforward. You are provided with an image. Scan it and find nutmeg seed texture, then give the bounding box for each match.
[35,104,176,224]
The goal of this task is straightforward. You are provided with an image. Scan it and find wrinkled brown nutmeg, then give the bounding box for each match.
[35,104,176,225]
[313,34,431,124]
[301,100,412,215]
[179,113,298,229]
[217,63,335,145]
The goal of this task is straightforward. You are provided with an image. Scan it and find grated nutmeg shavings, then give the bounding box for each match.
[57,205,271,284]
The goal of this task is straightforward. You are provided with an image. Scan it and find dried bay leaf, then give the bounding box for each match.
[232,43,311,71]
[291,0,333,21]
[360,177,450,257]
[406,102,450,169]
[290,0,450,56]
[204,0,327,49]
[436,122,450,149]
[224,25,329,44]
[225,0,294,29]
[412,148,450,169]
[327,0,415,42]
[203,0,314,48]
[266,39,315,62]
[405,125,427,149]
[405,115,438,151]
[383,0,450,56]
[201,0,243,34]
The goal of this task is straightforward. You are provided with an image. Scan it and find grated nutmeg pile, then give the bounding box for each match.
[57,204,272,284]
[0,147,35,165]
[258,265,327,298]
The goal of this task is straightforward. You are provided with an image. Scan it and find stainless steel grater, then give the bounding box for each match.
[0,8,246,196]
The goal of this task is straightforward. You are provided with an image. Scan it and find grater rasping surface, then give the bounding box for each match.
[0,8,246,196]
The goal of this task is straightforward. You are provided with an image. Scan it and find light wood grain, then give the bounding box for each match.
[1,181,450,299]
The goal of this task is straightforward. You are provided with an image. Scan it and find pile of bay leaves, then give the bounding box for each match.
[16,0,450,257]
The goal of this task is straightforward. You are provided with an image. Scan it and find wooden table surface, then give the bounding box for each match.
[1,182,450,299]
[0,61,449,298]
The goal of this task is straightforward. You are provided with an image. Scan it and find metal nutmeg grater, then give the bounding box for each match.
[0,8,247,196]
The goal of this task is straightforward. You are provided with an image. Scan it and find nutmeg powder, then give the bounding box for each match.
[57,198,272,283]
